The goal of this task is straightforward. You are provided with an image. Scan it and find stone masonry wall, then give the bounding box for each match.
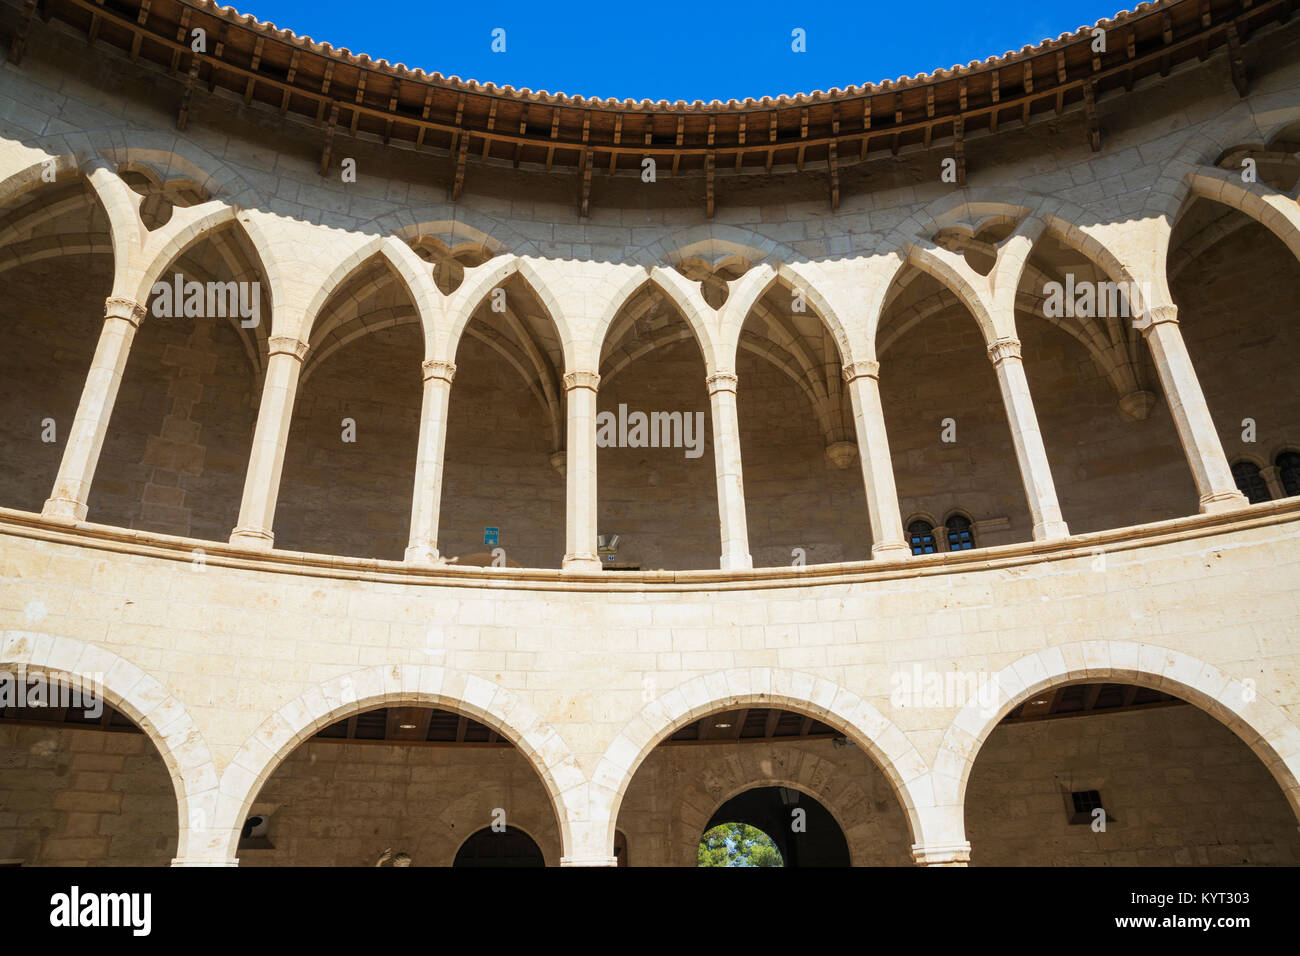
[0,724,174,866]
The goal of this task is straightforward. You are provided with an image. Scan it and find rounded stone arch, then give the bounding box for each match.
[933,642,1300,825]
[0,629,220,862]
[676,774,861,867]
[594,667,931,857]
[215,663,584,862]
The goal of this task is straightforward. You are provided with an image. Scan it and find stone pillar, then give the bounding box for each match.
[842,361,910,559]
[1141,306,1247,513]
[911,841,972,866]
[705,371,753,571]
[405,360,456,563]
[42,296,147,522]
[987,338,1070,540]
[1261,465,1286,501]
[562,370,602,572]
[229,336,309,549]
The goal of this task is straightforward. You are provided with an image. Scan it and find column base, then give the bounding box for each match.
[404,543,444,565]
[559,855,618,867]
[562,553,603,573]
[171,857,239,867]
[229,526,275,550]
[41,496,87,524]
[1198,490,1249,514]
[1031,520,1071,541]
[911,841,971,866]
[720,552,753,571]
[871,541,912,561]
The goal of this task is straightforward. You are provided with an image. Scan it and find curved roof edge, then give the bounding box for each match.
[194,0,1160,111]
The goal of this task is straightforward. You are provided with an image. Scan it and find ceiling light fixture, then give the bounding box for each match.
[398,723,417,730]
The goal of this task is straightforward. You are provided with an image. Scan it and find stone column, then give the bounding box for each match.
[1261,465,1286,501]
[229,336,309,549]
[405,360,456,564]
[987,338,1070,540]
[706,371,753,571]
[42,296,147,522]
[911,841,972,866]
[562,370,602,572]
[1141,305,1248,513]
[842,361,910,559]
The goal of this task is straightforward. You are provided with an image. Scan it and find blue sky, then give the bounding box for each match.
[240,1,1125,102]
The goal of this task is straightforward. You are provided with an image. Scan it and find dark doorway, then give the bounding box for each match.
[452,825,545,867]
[704,786,850,867]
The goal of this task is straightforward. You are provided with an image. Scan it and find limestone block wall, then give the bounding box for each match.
[0,724,174,865]
[240,740,560,867]
[968,706,1300,866]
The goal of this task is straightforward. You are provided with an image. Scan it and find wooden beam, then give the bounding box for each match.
[827,141,840,209]
[545,108,560,170]
[7,0,39,65]
[672,116,684,176]
[280,50,300,116]
[763,709,781,739]
[704,151,715,218]
[451,131,469,200]
[318,100,339,176]
[482,99,498,159]
[176,53,201,130]
[315,62,334,121]
[798,715,814,737]
[733,709,749,739]
[129,0,151,61]
[1083,81,1102,151]
[1084,684,1104,711]
[455,715,467,743]
[735,115,746,171]
[1226,22,1249,95]
[350,69,366,135]
[207,23,227,93]
[169,8,189,73]
[578,147,592,217]
[952,116,966,186]
[244,36,263,106]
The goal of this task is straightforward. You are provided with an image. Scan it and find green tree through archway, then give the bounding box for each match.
[698,823,783,867]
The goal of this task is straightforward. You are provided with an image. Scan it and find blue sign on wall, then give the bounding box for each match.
[484,527,499,546]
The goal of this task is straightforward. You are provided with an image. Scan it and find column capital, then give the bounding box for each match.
[1137,303,1179,332]
[705,370,738,394]
[421,359,457,384]
[563,370,601,391]
[842,360,880,382]
[911,841,972,866]
[104,295,146,327]
[986,337,1022,365]
[267,336,310,362]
